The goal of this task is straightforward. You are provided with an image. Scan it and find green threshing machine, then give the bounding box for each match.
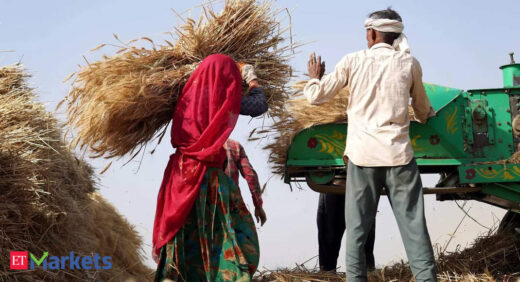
[284,54,520,225]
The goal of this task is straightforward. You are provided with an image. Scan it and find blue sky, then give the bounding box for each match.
[1,0,519,271]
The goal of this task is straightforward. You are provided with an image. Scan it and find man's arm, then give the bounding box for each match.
[236,143,263,208]
[410,58,435,123]
[303,53,349,105]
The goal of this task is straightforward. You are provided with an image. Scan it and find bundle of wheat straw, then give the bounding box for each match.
[62,0,294,160]
[0,65,152,281]
[251,81,350,175]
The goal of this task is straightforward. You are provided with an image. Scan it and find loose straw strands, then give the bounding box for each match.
[252,81,349,175]
[62,0,295,160]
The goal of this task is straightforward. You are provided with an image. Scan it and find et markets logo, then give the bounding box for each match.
[10,251,112,270]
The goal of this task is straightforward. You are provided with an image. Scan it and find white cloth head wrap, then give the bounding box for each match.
[364,18,410,53]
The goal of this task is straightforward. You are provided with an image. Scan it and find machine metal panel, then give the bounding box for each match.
[465,89,515,161]
[286,123,346,167]
[423,83,463,111]
[284,65,520,207]
[483,183,520,204]
[459,163,520,183]
[410,95,466,160]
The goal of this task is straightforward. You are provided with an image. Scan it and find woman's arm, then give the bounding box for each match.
[240,86,268,117]
[236,63,269,117]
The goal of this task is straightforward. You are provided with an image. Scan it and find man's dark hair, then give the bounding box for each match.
[368,8,402,44]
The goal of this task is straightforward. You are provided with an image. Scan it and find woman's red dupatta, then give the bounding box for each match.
[152,54,242,259]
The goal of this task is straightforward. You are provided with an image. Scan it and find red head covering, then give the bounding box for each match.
[152,54,242,259]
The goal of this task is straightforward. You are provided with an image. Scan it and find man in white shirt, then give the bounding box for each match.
[304,8,437,282]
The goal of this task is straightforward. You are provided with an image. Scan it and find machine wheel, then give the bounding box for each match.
[498,210,520,234]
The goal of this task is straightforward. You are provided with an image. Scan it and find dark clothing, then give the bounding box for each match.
[317,193,375,272]
[240,87,268,117]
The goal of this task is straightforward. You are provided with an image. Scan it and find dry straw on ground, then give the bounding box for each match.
[376,227,520,281]
[254,229,520,282]
[61,0,294,161]
[254,270,498,282]
[0,65,152,281]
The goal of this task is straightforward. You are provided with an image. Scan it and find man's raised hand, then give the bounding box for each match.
[307,52,326,80]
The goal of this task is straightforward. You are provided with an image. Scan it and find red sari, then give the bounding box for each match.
[152,54,242,258]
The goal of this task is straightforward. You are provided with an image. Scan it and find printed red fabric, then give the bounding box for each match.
[152,54,242,259]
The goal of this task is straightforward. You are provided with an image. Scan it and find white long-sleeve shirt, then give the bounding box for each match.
[304,43,434,167]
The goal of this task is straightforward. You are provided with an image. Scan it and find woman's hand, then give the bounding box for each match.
[247,79,260,89]
[254,206,267,226]
[237,62,260,89]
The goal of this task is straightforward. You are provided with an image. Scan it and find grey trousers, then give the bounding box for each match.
[345,159,437,282]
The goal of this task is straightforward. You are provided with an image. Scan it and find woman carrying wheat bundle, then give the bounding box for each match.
[153,54,267,281]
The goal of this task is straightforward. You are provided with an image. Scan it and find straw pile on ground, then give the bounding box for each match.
[61,0,293,160]
[254,269,498,282]
[0,65,152,281]
[253,228,520,281]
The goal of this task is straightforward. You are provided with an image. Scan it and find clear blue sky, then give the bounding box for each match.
[1,0,518,271]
